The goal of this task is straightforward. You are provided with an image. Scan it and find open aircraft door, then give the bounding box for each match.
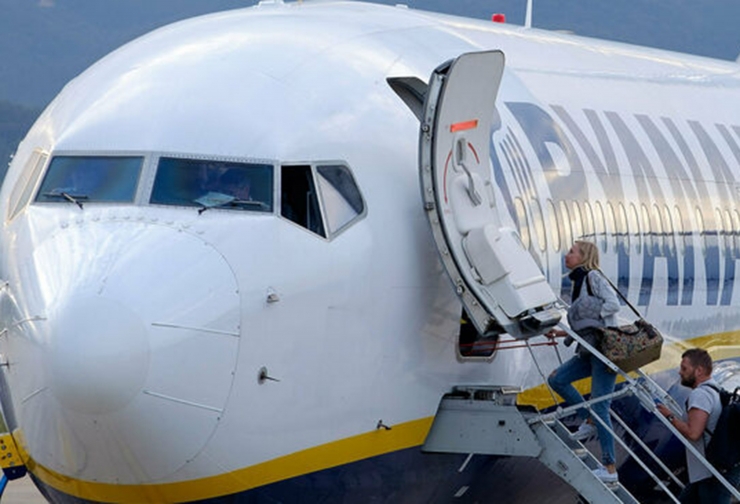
[419,51,561,339]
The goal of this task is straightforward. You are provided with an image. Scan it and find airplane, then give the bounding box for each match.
[0,0,739,502]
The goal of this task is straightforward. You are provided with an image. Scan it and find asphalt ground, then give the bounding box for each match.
[3,475,46,503]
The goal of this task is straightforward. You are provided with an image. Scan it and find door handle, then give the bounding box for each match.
[453,134,482,206]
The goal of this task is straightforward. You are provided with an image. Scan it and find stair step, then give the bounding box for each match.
[424,387,640,503]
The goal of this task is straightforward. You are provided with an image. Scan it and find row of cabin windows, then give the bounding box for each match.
[9,153,365,240]
[514,197,740,257]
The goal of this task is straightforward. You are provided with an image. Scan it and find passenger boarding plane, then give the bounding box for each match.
[1,1,740,502]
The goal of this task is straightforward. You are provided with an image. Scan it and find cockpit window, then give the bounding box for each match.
[281,165,325,236]
[280,163,365,239]
[150,157,273,213]
[35,156,142,204]
[8,149,47,220]
[316,165,364,235]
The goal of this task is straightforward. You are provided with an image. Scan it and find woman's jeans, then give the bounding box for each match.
[548,351,617,466]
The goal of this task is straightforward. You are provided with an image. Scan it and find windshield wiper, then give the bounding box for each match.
[43,191,87,209]
[195,191,232,215]
[197,199,269,214]
[194,192,269,214]
[228,199,270,211]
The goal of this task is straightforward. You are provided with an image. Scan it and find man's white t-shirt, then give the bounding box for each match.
[685,379,722,483]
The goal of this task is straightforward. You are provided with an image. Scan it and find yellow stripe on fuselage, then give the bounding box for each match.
[20,418,434,503]
[20,331,740,503]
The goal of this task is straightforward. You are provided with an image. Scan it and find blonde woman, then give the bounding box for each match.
[547,240,621,483]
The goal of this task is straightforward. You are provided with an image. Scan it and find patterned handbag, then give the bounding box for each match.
[600,319,663,372]
[597,271,664,372]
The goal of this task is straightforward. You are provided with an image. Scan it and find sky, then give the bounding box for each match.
[1,0,739,108]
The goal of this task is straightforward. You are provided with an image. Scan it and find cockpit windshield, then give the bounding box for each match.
[35,156,143,204]
[150,157,273,213]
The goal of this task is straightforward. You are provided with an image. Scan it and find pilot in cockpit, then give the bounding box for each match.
[45,162,107,201]
[221,168,251,201]
[191,163,264,212]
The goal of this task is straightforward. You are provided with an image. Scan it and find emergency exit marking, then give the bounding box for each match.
[450,119,478,132]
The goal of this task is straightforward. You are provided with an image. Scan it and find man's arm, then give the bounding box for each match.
[657,404,709,441]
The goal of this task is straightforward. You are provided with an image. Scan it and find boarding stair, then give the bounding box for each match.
[417,49,740,503]
[423,323,740,503]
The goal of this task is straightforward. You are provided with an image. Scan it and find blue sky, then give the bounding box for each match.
[1,0,739,107]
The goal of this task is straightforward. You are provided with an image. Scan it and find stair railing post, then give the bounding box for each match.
[609,410,685,490]
[555,322,740,501]
[582,403,681,503]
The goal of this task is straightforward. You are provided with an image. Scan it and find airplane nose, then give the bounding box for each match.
[48,295,150,415]
[8,217,241,483]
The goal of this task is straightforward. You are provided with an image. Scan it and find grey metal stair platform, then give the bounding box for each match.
[422,386,639,504]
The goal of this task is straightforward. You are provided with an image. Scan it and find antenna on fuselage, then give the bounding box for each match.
[525,0,533,28]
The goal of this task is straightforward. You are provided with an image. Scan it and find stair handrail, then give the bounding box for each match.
[552,321,740,501]
[608,409,685,491]
[531,383,684,502]
[585,405,681,503]
[531,387,631,425]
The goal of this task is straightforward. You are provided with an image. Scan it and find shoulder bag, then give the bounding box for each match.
[596,271,664,372]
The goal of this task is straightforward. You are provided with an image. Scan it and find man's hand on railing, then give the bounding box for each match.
[655,403,671,418]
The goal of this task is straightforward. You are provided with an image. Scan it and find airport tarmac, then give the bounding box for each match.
[4,476,46,503]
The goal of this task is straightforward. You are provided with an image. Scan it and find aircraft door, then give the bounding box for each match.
[419,51,561,339]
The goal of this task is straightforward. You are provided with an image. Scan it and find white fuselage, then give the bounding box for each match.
[1,2,740,502]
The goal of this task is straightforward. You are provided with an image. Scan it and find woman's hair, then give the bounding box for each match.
[574,240,600,270]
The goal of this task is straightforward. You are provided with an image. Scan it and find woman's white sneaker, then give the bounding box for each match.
[592,466,618,483]
[572,422,597,440]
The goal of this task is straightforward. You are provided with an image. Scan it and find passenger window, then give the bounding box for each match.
[593,201,607,252]
[582,201,595,241]
[9,149,47,220]
[641,204,653,252]
[36,156,142,204]
[531,199,547,252]
[514,197,531,250]
[571,201,584,240]
[723,209,733,251]
[559,201,572,248]
[663,205,675,255]
[606,202,617,252]
[617,203,629,250]
[151,157,273,212]
[546,199,560,252]
[653,204,665,253]
[281,165,326,237]
[316,165,364,235]
[716,208,727,251]
[629,203,641,254]
[674,206,685,255]
[695,207,706,256]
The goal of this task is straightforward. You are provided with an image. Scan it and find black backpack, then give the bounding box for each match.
[702,383,740,472]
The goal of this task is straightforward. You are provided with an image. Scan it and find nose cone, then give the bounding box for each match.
[49,296,150,415]
[7,216,241,483]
